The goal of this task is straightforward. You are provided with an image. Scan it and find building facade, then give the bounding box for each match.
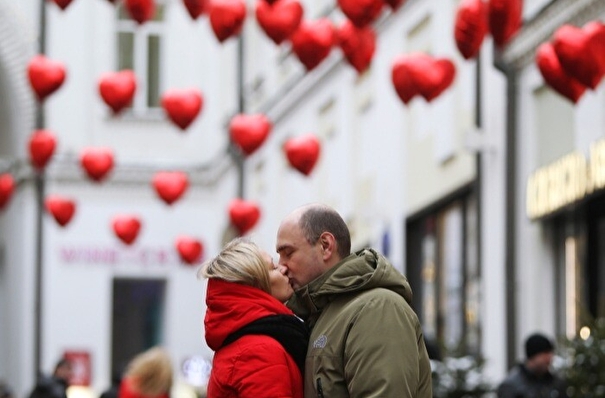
[1,0,604,396]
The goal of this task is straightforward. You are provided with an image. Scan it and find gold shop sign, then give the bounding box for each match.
[526,139,605,221]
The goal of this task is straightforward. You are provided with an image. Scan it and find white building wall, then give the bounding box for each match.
[510,0,605,363]
[8,0,601,395]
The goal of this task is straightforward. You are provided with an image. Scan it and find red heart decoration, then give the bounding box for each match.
[50,0,74,10]
[161,88,204,130]
[45,195,76,227]
[384,0,405,10]
[228,199,261,235]
[80,147,115,182]
[208,0,247,42]
[183,0,207,19]
[584,21,605,80]
[229,113,272,155]
[399,53,456,102]
[337,0,383,28]
[552,24,605,90]
[27,55,67,102]
[175,236,204,265]
[152,171,189,205]
[454,0,489,60]
[290,19,335,71]
[488,0,522,47]
[98,70,137,114]
[0,174,15,211]
[124,0,156,24]
[391,56,419,104]
[112,215,142,245]
[337,20,376,74]
[255,0,304,45]
[408,54,456,102]
[284,134,321,176]
[535,42,586,104]
[28,130,57,170]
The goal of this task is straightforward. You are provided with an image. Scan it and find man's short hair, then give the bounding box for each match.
[54,358,71,373]
[299,205,351,258]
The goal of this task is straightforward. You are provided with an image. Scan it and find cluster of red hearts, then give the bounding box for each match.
[46,0,519,102]
[391,0,523,105]
[536,21,605,104]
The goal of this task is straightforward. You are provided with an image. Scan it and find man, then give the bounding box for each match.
[497,333,568,398]
[29,358,72,398]
[276,203,432,398]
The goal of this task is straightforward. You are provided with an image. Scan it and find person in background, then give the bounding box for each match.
[118,347,172,398]
[198,237,308,398]
[99,369,122,398]
[497,332,568,398]
[276,203,432,398]
[0,381,13,398]
[28,358,73,398]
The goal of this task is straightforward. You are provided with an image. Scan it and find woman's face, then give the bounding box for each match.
[263,252,293,302]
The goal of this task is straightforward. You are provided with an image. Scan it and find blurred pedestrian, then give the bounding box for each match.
[276,203,432,397]
[118,347,172,398]
[99,369,122,398]
[28,358,73,398]
[0,381,13,398]
[497,332,568,398]
[199,237,308,398]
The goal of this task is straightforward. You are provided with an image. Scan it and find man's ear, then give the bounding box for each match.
[319,232,336,259]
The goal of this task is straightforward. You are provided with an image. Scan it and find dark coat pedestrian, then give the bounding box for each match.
[497,333,568,398]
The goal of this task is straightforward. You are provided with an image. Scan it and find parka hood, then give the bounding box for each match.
[204,278,294,350]
[287,248,413,321]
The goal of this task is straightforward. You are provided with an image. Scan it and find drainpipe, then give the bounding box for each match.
[474,53,483,355]
[33,0,47,380]
[232,36,245,198]
[494,56,518,370]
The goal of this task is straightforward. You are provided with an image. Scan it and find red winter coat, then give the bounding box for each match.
[204,279,304,398]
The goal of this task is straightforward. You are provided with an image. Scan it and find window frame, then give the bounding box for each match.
[115,2,165,118]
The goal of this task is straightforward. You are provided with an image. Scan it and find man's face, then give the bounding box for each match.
[276,215,325,290]
[528,351,554,375]
[54,363,73,383]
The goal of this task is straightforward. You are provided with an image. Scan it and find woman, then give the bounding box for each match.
[118,347,172,398]
[198,238,308,398]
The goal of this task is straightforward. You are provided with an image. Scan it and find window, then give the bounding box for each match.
[111,278,166,376]
[554,193,605,338]
[407,192,481,356]
[116,3,165,115]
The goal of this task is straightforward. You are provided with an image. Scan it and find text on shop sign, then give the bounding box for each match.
[526,138,605,220]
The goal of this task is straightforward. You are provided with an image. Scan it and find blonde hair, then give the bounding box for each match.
[125,347,172,396]
[197,237,271,294]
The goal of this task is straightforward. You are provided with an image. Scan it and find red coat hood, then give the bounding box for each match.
[204,279,294,350]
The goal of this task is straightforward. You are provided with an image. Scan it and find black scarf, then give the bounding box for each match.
[222,314,309,375]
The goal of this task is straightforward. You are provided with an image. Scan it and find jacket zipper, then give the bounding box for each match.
[316,378,324,398]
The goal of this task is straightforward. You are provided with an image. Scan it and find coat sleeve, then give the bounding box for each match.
[231,337,300,398]
[343,291,429,398]
[496,380,518,398]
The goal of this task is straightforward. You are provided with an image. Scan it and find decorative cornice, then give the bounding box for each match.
[44,151,235,187]
[499,0,605,70]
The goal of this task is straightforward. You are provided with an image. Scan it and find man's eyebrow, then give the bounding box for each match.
[276,244,291,253]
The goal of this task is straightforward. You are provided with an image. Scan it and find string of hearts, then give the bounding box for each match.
[16,0,587,249]
[11,0,332,248]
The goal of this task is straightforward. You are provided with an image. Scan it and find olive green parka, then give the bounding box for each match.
[287,248,432,398]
